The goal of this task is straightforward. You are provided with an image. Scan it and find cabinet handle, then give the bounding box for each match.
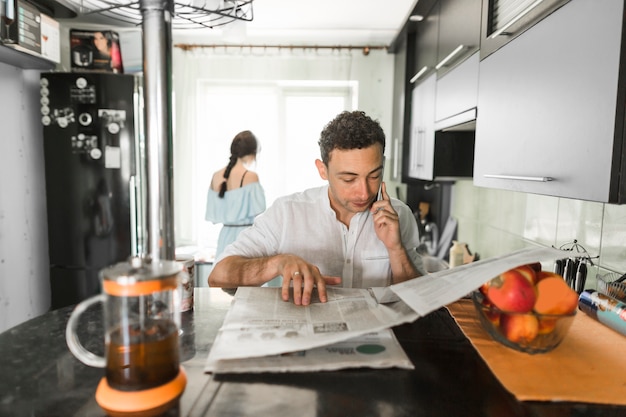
[490,0,545,39]
[411,128,421,171]
[435,45,466,70]
[484,174,554,182]
[410,66,429,84]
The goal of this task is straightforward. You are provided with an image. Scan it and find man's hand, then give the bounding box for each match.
[370,182,402,251]
[277,254,341,306]
[369,182,420,283]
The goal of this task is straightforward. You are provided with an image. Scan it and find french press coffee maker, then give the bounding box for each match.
[66,256,187,416]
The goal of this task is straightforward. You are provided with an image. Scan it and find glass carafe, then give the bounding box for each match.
[66,256,187,415]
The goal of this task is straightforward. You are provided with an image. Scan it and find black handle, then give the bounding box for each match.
[575,262,587,294]
[554,259,564,276]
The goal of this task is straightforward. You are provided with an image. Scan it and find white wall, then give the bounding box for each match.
[0,62,51,332]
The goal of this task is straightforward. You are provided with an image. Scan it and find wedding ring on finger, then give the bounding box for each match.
[293,271,301,277]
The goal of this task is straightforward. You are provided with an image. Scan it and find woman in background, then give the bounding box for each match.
[205,130,266,259]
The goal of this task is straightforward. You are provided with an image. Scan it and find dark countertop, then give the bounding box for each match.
[1,288,624,417]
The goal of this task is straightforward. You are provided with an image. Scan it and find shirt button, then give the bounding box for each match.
[346,259,351,264]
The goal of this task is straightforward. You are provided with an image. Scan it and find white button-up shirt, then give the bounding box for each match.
[217,185,424,288]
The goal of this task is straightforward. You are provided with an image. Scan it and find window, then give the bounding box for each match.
[191,81,356,253]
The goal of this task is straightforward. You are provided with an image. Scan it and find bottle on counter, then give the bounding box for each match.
[449,241,466,268]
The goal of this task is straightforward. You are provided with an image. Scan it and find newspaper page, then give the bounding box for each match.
[205,286,418,364]
[390,246,571,317]
[206,328,414,373]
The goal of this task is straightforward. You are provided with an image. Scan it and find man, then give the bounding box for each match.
[209,110,424,305]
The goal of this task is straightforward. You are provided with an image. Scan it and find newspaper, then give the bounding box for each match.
[206,286,418,363]
[206,328,414,373]
[205,246,570,373]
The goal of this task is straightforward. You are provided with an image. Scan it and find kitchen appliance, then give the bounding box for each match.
[72,44,93,67]
[40,72,145,309]
[65,256,187,416]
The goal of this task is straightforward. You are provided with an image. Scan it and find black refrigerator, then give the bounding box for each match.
[40,72,145,309]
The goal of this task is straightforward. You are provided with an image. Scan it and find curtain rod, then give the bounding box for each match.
[174,43,387,55]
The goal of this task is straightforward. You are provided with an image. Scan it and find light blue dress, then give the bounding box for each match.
[205,182,266,258]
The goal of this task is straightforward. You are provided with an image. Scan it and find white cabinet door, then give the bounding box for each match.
[435,52,479,129]
[474,0,623,202]
[407,74,437,181]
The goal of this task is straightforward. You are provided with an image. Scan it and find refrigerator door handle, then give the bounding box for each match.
[130,175,138,256]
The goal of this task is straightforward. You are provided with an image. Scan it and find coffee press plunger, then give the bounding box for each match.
[66,256,188,416]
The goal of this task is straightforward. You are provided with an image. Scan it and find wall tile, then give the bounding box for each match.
[600,203,626,273]
[555,198,603,257]
[523,193,559,247]
[451,181,624,293]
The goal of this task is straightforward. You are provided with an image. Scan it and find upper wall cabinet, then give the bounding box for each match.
[409,1,439,86]
[408,0,482,85]
[436,0,482,78]
[434,51,479,129]
[403,0,481,182]
[474,0,626,203]
[480,0,570,60]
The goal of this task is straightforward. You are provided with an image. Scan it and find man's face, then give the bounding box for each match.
[316,144,384,218]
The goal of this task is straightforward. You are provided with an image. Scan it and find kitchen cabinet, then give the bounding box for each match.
[479,0,571,60]
[403,0,480,182]
[406,74,437,181]
[408,0,482,85]
[391,31,407,182]
[409,0,439,86]
[434,51,479,130]
[436,0,482,78]
[474,0,626,203]
[405,74,474,183]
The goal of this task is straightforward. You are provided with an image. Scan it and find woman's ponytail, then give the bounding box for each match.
[218,131,258,198]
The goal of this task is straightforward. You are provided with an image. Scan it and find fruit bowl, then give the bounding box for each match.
[472,291,576,354]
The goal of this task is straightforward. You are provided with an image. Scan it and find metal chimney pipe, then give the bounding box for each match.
[140,0,176,261]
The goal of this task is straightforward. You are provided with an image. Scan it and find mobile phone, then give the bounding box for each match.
[377,166,384,201]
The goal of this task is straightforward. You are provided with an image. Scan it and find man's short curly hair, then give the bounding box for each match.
[318,111,385,165]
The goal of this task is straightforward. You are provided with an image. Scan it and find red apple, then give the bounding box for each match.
[500,313,539,343]
[486,269,537,313]
[479,280,491,296]
[513,264,538,284]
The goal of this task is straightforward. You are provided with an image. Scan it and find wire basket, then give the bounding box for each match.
[597,273,626,303]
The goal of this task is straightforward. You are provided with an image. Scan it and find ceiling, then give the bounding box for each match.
[55,0,419,48]
[173,0,419,47]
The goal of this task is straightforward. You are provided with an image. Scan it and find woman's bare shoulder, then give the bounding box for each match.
[242,170,260,186]
[210,168,226,190]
